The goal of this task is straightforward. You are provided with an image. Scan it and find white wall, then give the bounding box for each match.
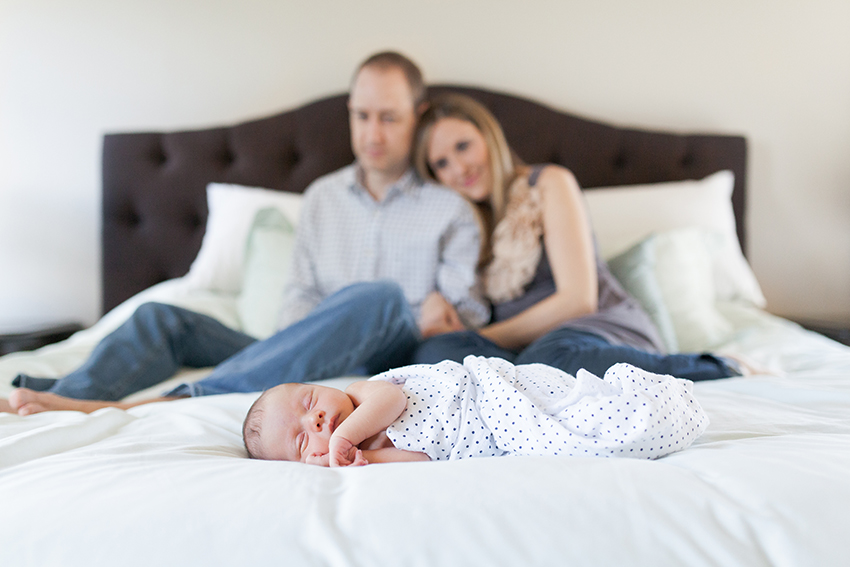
[1,0,848,331]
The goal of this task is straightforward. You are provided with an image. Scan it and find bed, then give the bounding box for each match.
[2,85,849,567]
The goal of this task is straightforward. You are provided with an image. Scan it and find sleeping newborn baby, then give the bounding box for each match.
[243,356,709,465]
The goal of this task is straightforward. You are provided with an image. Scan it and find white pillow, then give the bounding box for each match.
[183,183,303,293]
[608,228,734,353]
[584,170,766,308]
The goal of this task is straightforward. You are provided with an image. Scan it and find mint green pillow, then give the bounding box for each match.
[236,207,296,339]
[608,228,733,353]
[608,236,679,352]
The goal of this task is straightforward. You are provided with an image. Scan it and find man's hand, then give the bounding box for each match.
[419,292,465,338]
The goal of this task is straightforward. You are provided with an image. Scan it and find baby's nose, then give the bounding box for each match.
[313,411,325,430]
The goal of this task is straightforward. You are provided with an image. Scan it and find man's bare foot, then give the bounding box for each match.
[9,388,125,415]
[7,389,184,416]
[0,398,15,413]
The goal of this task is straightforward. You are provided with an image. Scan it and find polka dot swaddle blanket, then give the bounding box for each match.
[369,356,708,461]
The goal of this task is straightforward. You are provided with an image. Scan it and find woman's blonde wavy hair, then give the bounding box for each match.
[414,93,523,266]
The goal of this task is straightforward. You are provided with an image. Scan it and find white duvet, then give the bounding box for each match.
[2,280,850,567]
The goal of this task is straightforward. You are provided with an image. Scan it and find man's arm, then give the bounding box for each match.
[434,199,490,329]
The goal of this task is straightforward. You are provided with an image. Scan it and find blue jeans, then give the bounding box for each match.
[16,281,419,399]
[413,327,735,381]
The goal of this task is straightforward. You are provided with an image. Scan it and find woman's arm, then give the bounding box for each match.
[328,380,409,466]
[479,166,598,350]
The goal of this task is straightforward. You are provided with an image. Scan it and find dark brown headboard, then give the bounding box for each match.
[102,85,746,314]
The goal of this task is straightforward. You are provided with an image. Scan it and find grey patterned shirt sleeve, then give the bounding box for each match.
[276,165,490,330]
[433,194,489,328]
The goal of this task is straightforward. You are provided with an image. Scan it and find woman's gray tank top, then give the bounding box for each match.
[491,165,665,353]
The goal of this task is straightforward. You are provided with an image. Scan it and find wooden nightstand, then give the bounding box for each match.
[0,323,84,356]
[795,320,850,347]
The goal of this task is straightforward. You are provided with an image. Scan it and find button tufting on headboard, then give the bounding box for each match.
[612,151,628,170]
[220,148,237,167]
[186,211,204,230]
[120,207,141,227]
[284,148,301,168]
[150,142,168,166]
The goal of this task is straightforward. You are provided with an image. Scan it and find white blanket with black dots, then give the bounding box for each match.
[369,356,709,461]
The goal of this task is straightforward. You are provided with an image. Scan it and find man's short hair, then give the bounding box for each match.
[354,51,426,108]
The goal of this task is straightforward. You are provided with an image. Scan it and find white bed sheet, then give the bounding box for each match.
[2,283,849,567]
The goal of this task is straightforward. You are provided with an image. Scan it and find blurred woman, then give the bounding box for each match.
[412,93,739,380]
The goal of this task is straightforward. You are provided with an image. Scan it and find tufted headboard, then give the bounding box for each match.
[101,85,746,314]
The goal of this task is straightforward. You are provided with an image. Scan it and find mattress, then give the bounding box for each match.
[1,280,849,566]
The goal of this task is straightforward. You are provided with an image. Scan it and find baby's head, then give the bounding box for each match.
[243,383,355,462]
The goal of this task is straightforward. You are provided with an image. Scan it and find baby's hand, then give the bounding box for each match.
[349,449,369,466]
[329,435,368,467]
[305,452,330,467]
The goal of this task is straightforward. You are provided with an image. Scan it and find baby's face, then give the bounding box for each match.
[257,383,355,462]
